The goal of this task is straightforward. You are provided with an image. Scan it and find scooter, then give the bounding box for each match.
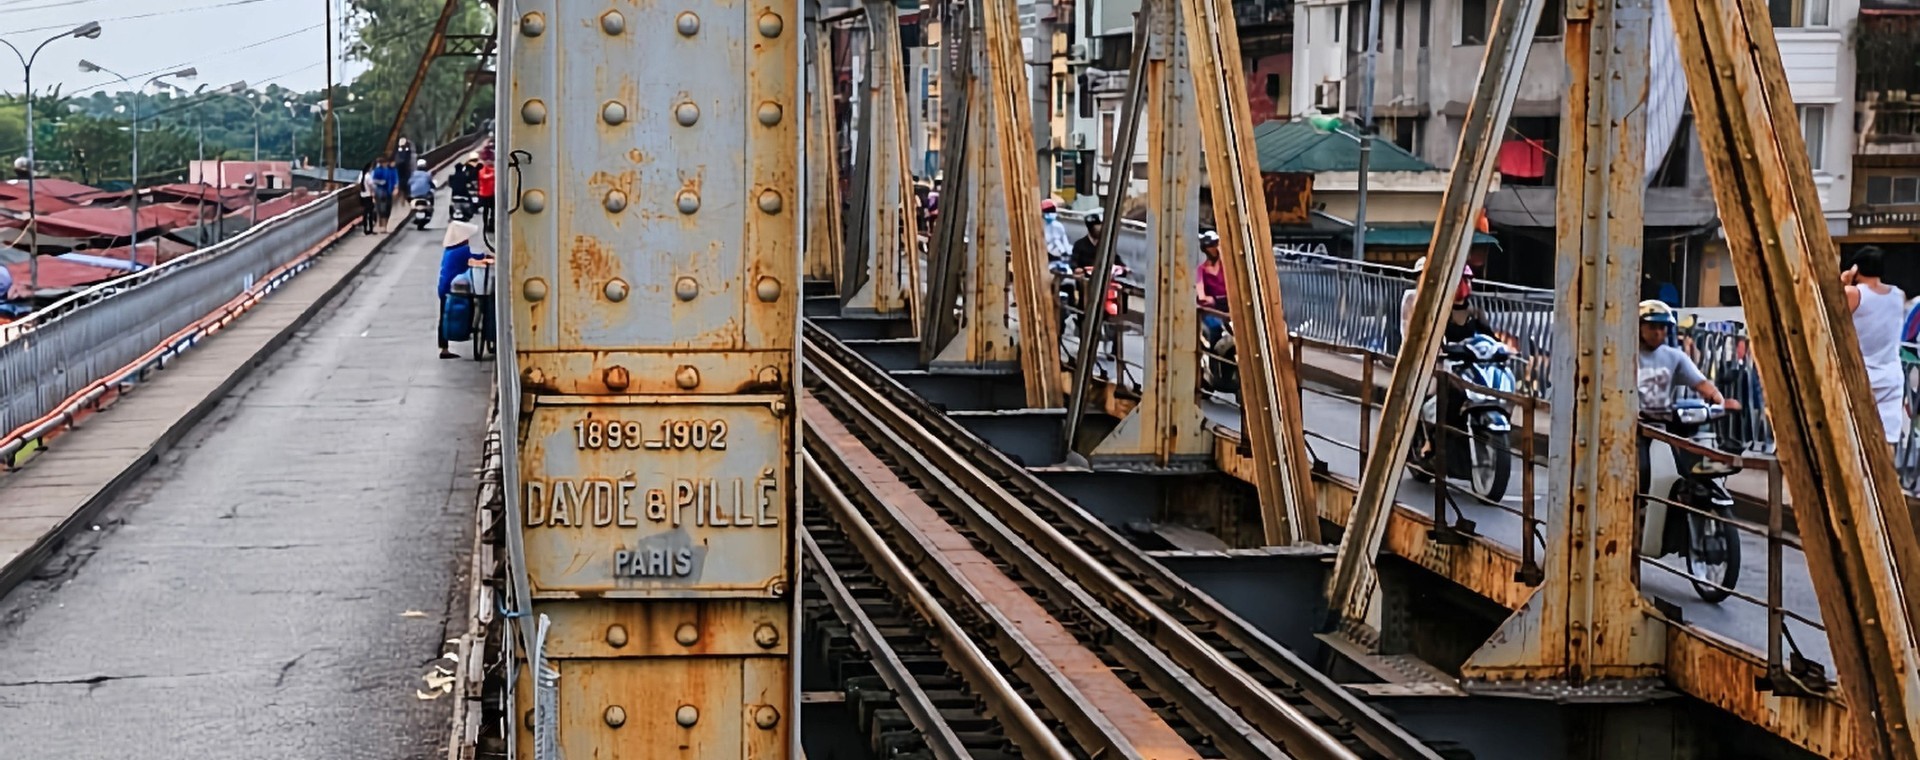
[1410,333,1517,501]
[1201,317,1238,395]
[412,196,434,230]
[1640,399,1742,603]
[451,192,477,222]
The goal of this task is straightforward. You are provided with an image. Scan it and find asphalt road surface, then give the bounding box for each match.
[0,216,492,758]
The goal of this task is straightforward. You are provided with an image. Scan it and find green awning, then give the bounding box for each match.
[1253,119,1439,174]
[1343,222,1500,249]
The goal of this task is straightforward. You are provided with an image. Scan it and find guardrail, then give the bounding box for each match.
[0,132,486,466]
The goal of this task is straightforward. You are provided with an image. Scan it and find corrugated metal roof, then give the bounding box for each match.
[4,256,122,298]
[0,177,102,202]
[1253,119,1437,174]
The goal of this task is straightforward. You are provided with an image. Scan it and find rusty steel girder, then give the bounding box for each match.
[1175,0,1314,543]
[1088,0,1210,465]
[931,4,1020,371]
[496,0,802,755]
[1667,0,1920,753]
[842,2,922,324]
[1460,0,1667,688]
[805,14,846,286]
[383,0,464,159]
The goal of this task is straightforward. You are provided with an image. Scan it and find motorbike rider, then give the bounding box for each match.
[1411,262,1499,459]
[1196,231,1229,344]
[1060,212,1106,317]
[1636,299,1740,491]
[448,153,479,200]
[1042,200,1072,261]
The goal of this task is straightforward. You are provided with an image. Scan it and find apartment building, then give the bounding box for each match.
[1291,0,1874,305]
[1843,0,1920,288]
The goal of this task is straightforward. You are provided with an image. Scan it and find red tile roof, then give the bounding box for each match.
[0,195,81,216]
[4,256,122,297]
[87,238,199,267]
[147,183,251,209]
[0,177,102,202]
[31,206,189,239]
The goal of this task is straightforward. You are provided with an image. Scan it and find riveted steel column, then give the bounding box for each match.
[498,0,802,755]
[805,11,846,287]
[920,0,974,364]
[1460,0,1667,687]
[1176,0,1314,543]
[845,2,922,322]
[1090,0,1209,464]
[1325,0,1545,641]
[1669,0,1920,752]
[930,3,1021,371]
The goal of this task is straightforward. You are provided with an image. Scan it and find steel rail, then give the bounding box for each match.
[808,366,1292,758]
[805,321,1448,760]
[798,482,1019,760]
[804,423,1155,759]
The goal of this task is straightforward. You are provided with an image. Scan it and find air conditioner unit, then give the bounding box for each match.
[1314,80,1343,114]
[1069,44,1088,61]
[1072,133,1089,149]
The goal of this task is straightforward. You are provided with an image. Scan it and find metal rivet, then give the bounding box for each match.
[605,624,629,648]
[604,190,628,213]
[676,12,700,36]
[675,623,699,646]
[603,366,630,391]
[520,99,547,124]
[520,12,545,36]
[604,705,627,728]
[677,191,701,214]
[758,12,784,37]
[756,102,783,126]
[674,102,700,126]
[522,189,547,213]
[757,189,783,214]
[753,623,780,648]
[523,278,548,302]
[604,278,629,301]
[602,101,628,125]
[754,276,781,302]
[524,708,537,731]
[675,705,699,727]
[601,10,625,34]
[523,368,546,387]
[754,705,780,729]
[675,366,700,389]
[757,366,781,386]
[674,276,699,301]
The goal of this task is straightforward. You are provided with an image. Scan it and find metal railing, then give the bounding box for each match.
[0,190,344,445]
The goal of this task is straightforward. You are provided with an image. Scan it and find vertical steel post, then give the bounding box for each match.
[1087,0,1209,464]
[1668,0,1920,752]
[1461,0,1666,686]
[806,12,847,287]
[1176,0,1316,543]
[981,0,1063,406]
[1324,0,1543,636]
[843,2,922,322]
[498,0,802,755]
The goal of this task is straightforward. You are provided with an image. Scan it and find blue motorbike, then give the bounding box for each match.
[1411,333,1518,501]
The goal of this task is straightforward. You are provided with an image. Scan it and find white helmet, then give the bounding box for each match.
[416,158,428,169]
[1198,230,1220,247]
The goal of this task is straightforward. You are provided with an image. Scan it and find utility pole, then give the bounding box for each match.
[324,0,335,188]
[1355,0,1379,261]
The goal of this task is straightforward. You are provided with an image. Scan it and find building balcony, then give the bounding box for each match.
[1231,0,1291,27]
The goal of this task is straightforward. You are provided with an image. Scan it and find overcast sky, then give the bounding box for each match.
[0,0,366,100]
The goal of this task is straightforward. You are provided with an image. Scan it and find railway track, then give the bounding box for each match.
[800,322,1458,760]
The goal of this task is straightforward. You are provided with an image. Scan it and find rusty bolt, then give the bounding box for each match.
[603,190,628,213]
[604,278,629,302]
[674,102,700,127]
[524,708,536,732]
[605,624,629,648]
[754,705,781,729]
[757,12,784,37]
[676,191,701,215]
[522,277,549,302]
[755,276,781,302]
[604,705,627,728]
[674,276,699,301]
[519,12,546,36]
[757,366,781,386]
[676,11,700,36]
[603,366,631,391]
[675,365,701,389]
[768,580,790,598]
[522,367,546,387]
[756,102,783,127]
[757,189,783,215]
[602,101,628,126]
[600,10,626,34]
[675,705,699,727]
[520,99,547,125]
[753,623,780,649]
[522,189,547,213]
[675,622,700,646]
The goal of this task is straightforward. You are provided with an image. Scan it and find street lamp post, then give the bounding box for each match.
[1,21,103,294]
[79,60,194,266]
[1308,112,1371,262]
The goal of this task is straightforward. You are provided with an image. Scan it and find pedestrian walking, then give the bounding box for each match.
[476,158,496,234]
[357,162,379,234]
[371,158,398,231]
[1844,246,1908,444]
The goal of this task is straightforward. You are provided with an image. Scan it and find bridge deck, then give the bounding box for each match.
[1072,328,1834,670]
[0,214,492,755]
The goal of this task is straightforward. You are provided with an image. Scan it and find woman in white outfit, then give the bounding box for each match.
[1843,246,1908,444]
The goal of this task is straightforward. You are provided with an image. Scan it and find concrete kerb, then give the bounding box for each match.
[0,146,481,600]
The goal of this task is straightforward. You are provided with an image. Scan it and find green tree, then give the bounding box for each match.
[339,0,494,166]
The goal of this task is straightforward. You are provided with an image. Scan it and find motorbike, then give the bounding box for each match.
[450,192,478,222]
[1200,316,1238,395]
[412,196,434,230]
[1410,333,1517,501]
[1640,399,1742,603]
[1053,261,1128,348]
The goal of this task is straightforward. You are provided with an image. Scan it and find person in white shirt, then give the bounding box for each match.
[1041,199,1071,260]
[1843,246,1908,444]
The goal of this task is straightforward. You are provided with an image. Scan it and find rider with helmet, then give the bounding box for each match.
[1399,257,1496,347]
[1637,299,1740,491]
[1196,230,1229,343]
